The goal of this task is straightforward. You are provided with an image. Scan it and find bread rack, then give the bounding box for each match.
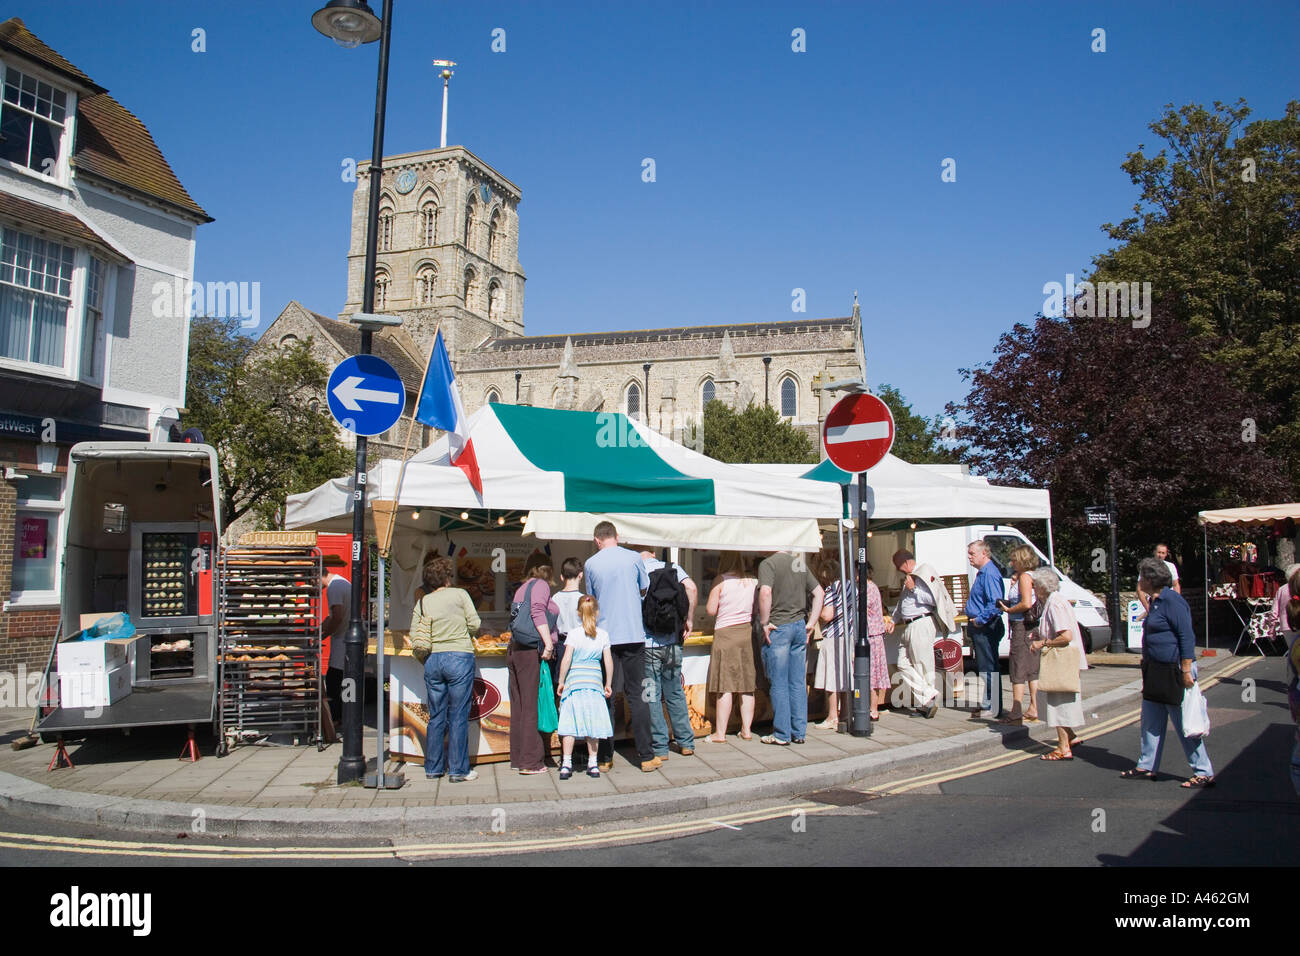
[216,546,324,754]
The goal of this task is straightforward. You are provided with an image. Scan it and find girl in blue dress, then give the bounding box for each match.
[556,595,614,779]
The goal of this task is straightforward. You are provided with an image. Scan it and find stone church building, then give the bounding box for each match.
[260,143,861,457]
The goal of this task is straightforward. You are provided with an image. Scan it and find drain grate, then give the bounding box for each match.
[802,788,882,807]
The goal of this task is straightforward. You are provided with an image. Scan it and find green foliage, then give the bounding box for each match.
[1090,99,1300,487]
[185,315,353,527]
[701,400,817,464]
[875,384,963,464]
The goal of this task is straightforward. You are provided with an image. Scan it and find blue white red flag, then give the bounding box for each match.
[415,331,482,494]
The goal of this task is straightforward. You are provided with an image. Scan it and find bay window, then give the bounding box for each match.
[0,228,74,368]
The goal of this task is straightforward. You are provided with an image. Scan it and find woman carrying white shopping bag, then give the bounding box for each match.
[1121,557,1214,787]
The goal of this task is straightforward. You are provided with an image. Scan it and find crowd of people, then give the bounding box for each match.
[394,525,1300,792]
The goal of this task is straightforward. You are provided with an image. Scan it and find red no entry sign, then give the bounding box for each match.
[822,393,895,473]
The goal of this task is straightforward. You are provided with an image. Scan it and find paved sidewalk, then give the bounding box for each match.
[0,651,1250,838]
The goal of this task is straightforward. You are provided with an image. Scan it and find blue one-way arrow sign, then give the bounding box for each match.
[327,355,405,436]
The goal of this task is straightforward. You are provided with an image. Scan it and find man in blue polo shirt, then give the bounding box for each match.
[965,538,1006,719]
[584,521,657,772]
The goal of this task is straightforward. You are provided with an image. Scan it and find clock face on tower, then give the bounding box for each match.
[395,169,418,194]
[479,183,490,204]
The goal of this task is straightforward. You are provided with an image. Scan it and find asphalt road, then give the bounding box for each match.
[0,658,1294,869]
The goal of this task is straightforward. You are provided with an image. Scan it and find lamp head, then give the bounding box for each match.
[312,0,382,47]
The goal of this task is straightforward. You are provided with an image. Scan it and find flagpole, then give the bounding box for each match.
[379,321,442,559]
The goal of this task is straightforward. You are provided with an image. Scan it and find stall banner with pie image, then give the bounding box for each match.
[453,540,546,611]
[388,657,518,762]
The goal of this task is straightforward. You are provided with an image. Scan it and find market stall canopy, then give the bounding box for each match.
[286,404,844,531]
[522,511,823,552]
[742,455,1051,531]
[1197,503,1300,527]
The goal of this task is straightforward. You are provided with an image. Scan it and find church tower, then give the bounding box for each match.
[341,145,526,359]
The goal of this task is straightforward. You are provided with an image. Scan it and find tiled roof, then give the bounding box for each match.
[482,318,854,351]
[0,18,102,91]
[0,190,119,258]
[0,18,210,222]
[301,307,425,391]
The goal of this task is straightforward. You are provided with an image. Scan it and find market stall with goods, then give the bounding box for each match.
[286,403,844,764]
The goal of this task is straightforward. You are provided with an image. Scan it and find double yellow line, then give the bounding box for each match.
[0,802,828,861]
[877,656,1259,795]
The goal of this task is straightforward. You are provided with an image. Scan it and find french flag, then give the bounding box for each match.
[415,331,483,495]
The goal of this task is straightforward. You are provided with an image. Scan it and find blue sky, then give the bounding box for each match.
[13,0,1300,418]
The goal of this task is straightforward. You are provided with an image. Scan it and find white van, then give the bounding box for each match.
[914,525,1110,654]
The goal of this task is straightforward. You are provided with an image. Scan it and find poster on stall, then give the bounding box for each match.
[452,539,547,611]
[19,516,47,558]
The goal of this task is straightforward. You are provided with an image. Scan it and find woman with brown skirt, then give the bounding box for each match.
[997,545,1040,724]
[704,552,758,741]
[507,558,559,773]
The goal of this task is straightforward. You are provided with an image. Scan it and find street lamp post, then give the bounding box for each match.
[313,0,391,785]
[763,355,771,407]
[515,369,521,403]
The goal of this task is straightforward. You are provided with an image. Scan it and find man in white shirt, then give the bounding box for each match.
[321,555,351,725]
[1137,543,1181,613]
[889,549,957,718]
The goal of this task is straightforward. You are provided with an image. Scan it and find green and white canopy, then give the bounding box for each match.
[285,404,842,540]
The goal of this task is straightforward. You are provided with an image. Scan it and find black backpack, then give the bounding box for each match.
[643,564,689,639]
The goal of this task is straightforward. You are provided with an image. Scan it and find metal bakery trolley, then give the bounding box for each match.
[216,546,324,754]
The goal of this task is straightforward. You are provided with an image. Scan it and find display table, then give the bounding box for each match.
[370,631,719,766]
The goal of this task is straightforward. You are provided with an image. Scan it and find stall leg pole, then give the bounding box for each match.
[852,477,872,737]
[376,554,386,789]
[835,497,851,734]
[1203,526,1210,653]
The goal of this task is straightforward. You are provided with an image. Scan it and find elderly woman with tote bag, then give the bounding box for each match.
[1030,567,1088,761]
[1121,557,1214,787]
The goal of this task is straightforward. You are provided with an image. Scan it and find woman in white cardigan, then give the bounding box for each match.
[1029,567,1088,761]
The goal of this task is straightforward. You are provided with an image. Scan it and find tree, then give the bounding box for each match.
[185,315,354,527]
[945,304,1291,591]
[700,400,817,464]
[1089,99,1300,486]
[876,383,964,464]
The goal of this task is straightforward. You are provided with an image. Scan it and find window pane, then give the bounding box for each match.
[0,106,31,167]
[627,384,641,419]
[0,285,32,361]
[780,378,796,417]
[17,475,62,503]
[13,509,57,592]
[487,391,500,404]
[702,379,715,406]
[30,290,67,365]
[29,117,59,172]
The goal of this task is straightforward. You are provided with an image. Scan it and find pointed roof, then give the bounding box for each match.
[718,329,738,381]
[558,336,579,377]
[0,18,210,223]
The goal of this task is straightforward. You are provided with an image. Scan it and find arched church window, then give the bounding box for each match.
[421,203,438,246]
[701,378,716,410]
[374,272,390,310]
[779,376,797,418]
[279,333,299,349]
[378,207,394,252]
[487,280,501,321]
[625,382,641,421]
[488,208,502,261]
[463,267,479,311]
[463,199,475,248]
[415,266,437,306]
[486,389,501,404]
